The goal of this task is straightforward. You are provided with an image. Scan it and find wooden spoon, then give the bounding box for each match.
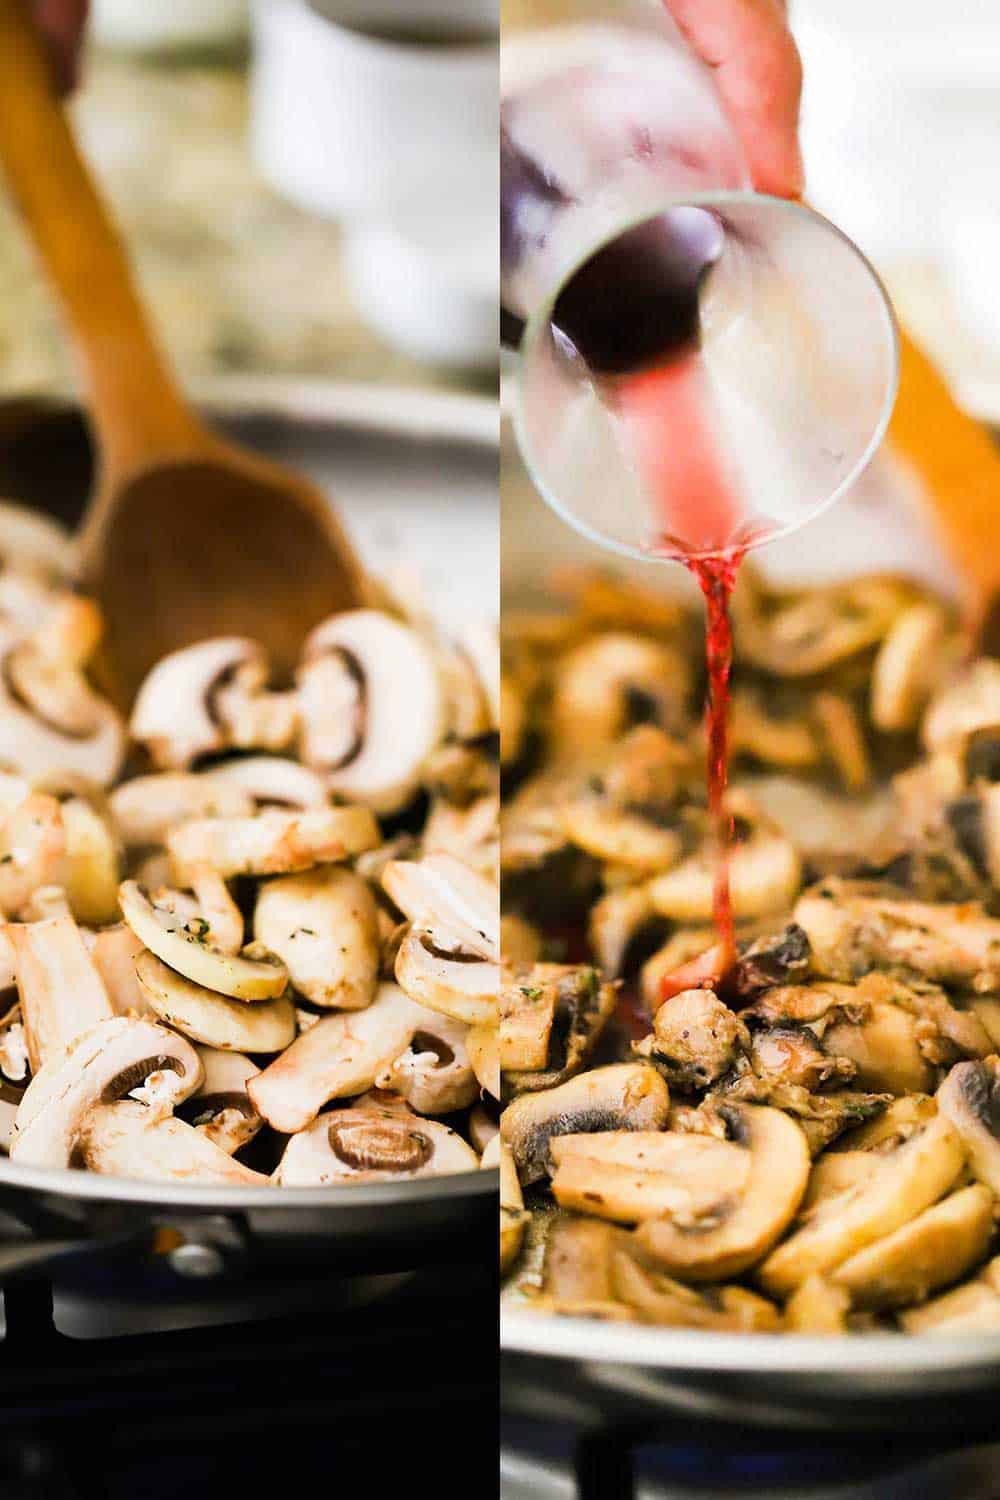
[0,0,368,706]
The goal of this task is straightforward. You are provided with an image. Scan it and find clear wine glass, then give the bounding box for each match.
[502,0,899,563]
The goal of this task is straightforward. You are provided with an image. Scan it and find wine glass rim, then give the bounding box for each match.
[512,191,901,565]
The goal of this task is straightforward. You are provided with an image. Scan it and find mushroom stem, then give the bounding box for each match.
[10,912,114,1070]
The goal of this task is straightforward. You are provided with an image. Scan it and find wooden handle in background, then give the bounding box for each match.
[0,0,202,479]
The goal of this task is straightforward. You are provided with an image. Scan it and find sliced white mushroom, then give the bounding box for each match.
[469,1103,498,1152]
[466,1021,500,1100]
[109,773,254,847]
[184,1047,262,1155]
[58,797,120,926]
[9,911,115,1070]
[187,864,243,956]
[77,1100,269,1185]
[208,757,327,809]
[375,1010,476,1114]
[937,1057,1000,1192]
[273,1096,477,1185]
[870,601,954,734]
[923,659,1000,754]
[129,637,267,770]
[900,1260,1000,1333]
[0,631,124,787]
[167,805,379,882]
[119,880,286,1001]
[11,1015,202,1167]
[253,867,379,1011]
[82,923,148,1017]
[483,1133,527,1273]
[384,853,498,1026]
[297,610,447,814]
[0,793,66,917]
[649,799,801,925]
[549,633,690,754]
[248,982,426,1135]
[135,951,296,1053]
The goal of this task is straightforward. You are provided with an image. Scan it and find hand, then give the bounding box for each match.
[32,0,89,93]
[664,0,803,198]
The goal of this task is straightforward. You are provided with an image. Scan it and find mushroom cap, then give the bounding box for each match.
[375,1009,477,1114]
[78,1100,269,1185]
[395,926,499,1027]
[120,880,288,1001]
[130,637,266,770]
[298,609,447,815]
[167,805,379,882]
[185,1046,262,1154]
[135,950,297,1053]
[274,1098,478,1186]
[10,1015,202,1167]
[253,866,379,1011]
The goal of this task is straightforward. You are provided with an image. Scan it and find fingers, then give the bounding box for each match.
[664,0,804,199]
[31,0,89,93]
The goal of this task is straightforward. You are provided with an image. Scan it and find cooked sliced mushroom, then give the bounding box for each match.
[870,601,955,734]
[812,692,871,792]
[273,1096,478,1185]
[208,756,328,809]
[182,1047,262,1155]
[77,1100,268,1185]
[248,982,425,1134]
[831,1182,994,1311]
[0,793,66,918]
[634,989,749,1091]
[832,1093,938,1153]
[784,1275,851,1334]
[648,797,801,925]
[736,574,914,678]
[550,1127,751,1225]
[11,1015,201,1166]
[821,993,934,1096]
[375,1011,476,1114]
[470,1103,498,1153]
[130,637,268,770]
[109,773,254,848]
[297,610,446,814]
[729,687,821,771]
[0,499,73,576]
[186,864,243,956]
[385,853,498,1026]
[923,660,1000,754]
[639,927,719,1011]
[423,794,498,880]
[937,1057,1000,1192]
[10,911,114,1070]
[119,881,287,1001]
[210,670,298,756]
[86,922,149,1017]
[499,914,541,970]
[550,633,690,754]
[559,727,691,874]
[499,1062,670,1186]
[135,951,296,1054]
[758,1110,965,1299]
[253,867,379,1011]
[168,805,379,883]
[900,1263,1000,1333]
[611,1246,780,1330]
[467,1021,500,1100]
[588,881,659,979]
[501,964,616,1095]
[635,1104,809,1282]
[730,923,812,1001]
[482,1133,527,1273]
[538,1213,632,1318]
[56,798,119,927]
[0,630,124,787]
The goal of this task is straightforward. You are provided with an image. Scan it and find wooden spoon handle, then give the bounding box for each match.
[0,0,202,476]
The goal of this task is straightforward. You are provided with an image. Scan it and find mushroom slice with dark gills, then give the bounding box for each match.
[558,726,694,875]
[248,982,428,1135]
[273,1095,478,1185]
[9,911,114,1071]
[168,804,379,883]
[729,924,812,1002]
[499,1062,670,1186]
[829,1182,995,1312]
[549,633,691,757]
[253,867,380,1011]
[10,1015,201,1167]
[795,878,1000,992]
[180,1047,262,1155]
[297,610,447,815]
[120,880,288,1002]
[937,1057,1000,1193]
[482,1134,528,1273]
[648,794,801,926]
[135,952,296,1054]
[634,989,749,1091]
[634,1104,810,1282]
[757,1109,965,1300]
[384,853,499,1026]
[501,964,616,1097]
[129,638,270,771]
[77,1101,269,1186]
[375,1011,477,1114]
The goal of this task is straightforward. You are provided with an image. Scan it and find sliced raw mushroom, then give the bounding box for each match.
[119,880,287,1001]
[482,1133,527,1273]
[0,793,66,917]
[501,964,616,1095]
[375,1011,476,1114]
[168,805,379,882]
[77,1100,268,1185]
[499,1062,670,1185]
[187,864,243,956]
[180,1047,262,1155]
[109,772,253,847]
[273,1096,478,1185]
[937,1057,1000,1192]
[208,756,328,809]
[549,633,690,754]
[634,1104,810,1282]
[870,600,955,734]
[648,798,801,925]
[57,797,120,926]
[634,989,749,1091]
[248,982,426,1134]
[130,637,268,770]
[0,627,124,787]
[550,1127,751,1225]
[467,1020,500,1100]
[830,1182,994,1311]
[385,853,498,1026]
[253,867,379,1011]
[784,1275,851,1334]
[11,1015,201,1167]
[758,1110,965,1299]
[10,911,114,1070]
[135,951,296,1054]
[85,922,149,1017]
[297,609,447,814]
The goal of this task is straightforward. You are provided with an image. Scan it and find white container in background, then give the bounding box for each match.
[92,0,249,51]
[250,0,497,222]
